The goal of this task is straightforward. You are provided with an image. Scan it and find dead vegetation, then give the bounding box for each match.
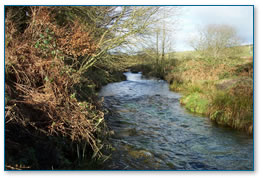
[5,6,109,170]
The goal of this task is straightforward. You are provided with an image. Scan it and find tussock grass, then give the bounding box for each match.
[209,83,253,133]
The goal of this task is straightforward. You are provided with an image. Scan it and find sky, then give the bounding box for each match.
[173,6,254,51]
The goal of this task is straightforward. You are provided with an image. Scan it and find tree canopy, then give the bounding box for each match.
[188,24,242,58]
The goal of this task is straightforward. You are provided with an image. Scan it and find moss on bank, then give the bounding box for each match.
[180,92,209,114]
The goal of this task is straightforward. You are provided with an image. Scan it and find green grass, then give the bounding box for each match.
[180,92,209,114]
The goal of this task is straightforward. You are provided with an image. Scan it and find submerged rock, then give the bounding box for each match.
[128,150,153,159]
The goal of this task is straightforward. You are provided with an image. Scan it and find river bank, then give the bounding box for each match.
[129,49,253,135]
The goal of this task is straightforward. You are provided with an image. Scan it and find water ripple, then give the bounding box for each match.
[100,72,253,170]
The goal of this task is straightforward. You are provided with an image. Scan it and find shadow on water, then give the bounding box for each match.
[99,72,253,170]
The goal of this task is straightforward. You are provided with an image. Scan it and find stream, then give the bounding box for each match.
[99,72,253,170]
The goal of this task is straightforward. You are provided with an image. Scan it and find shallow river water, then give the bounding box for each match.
[99,72,253,170]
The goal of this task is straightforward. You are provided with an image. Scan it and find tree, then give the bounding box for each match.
[188,24,242,58]
[75,6,161,74]
[130,7,181,71]
[34,6,161,74]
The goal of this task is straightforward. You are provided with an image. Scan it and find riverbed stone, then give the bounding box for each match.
[128,150,153,159]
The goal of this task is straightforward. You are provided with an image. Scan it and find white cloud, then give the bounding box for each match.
[174,6,253,51]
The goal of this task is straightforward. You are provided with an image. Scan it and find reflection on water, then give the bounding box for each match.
[99,72,253,170]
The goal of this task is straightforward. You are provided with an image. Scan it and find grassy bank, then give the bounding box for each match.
[130,46,253,135]
[4,6,127,170]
